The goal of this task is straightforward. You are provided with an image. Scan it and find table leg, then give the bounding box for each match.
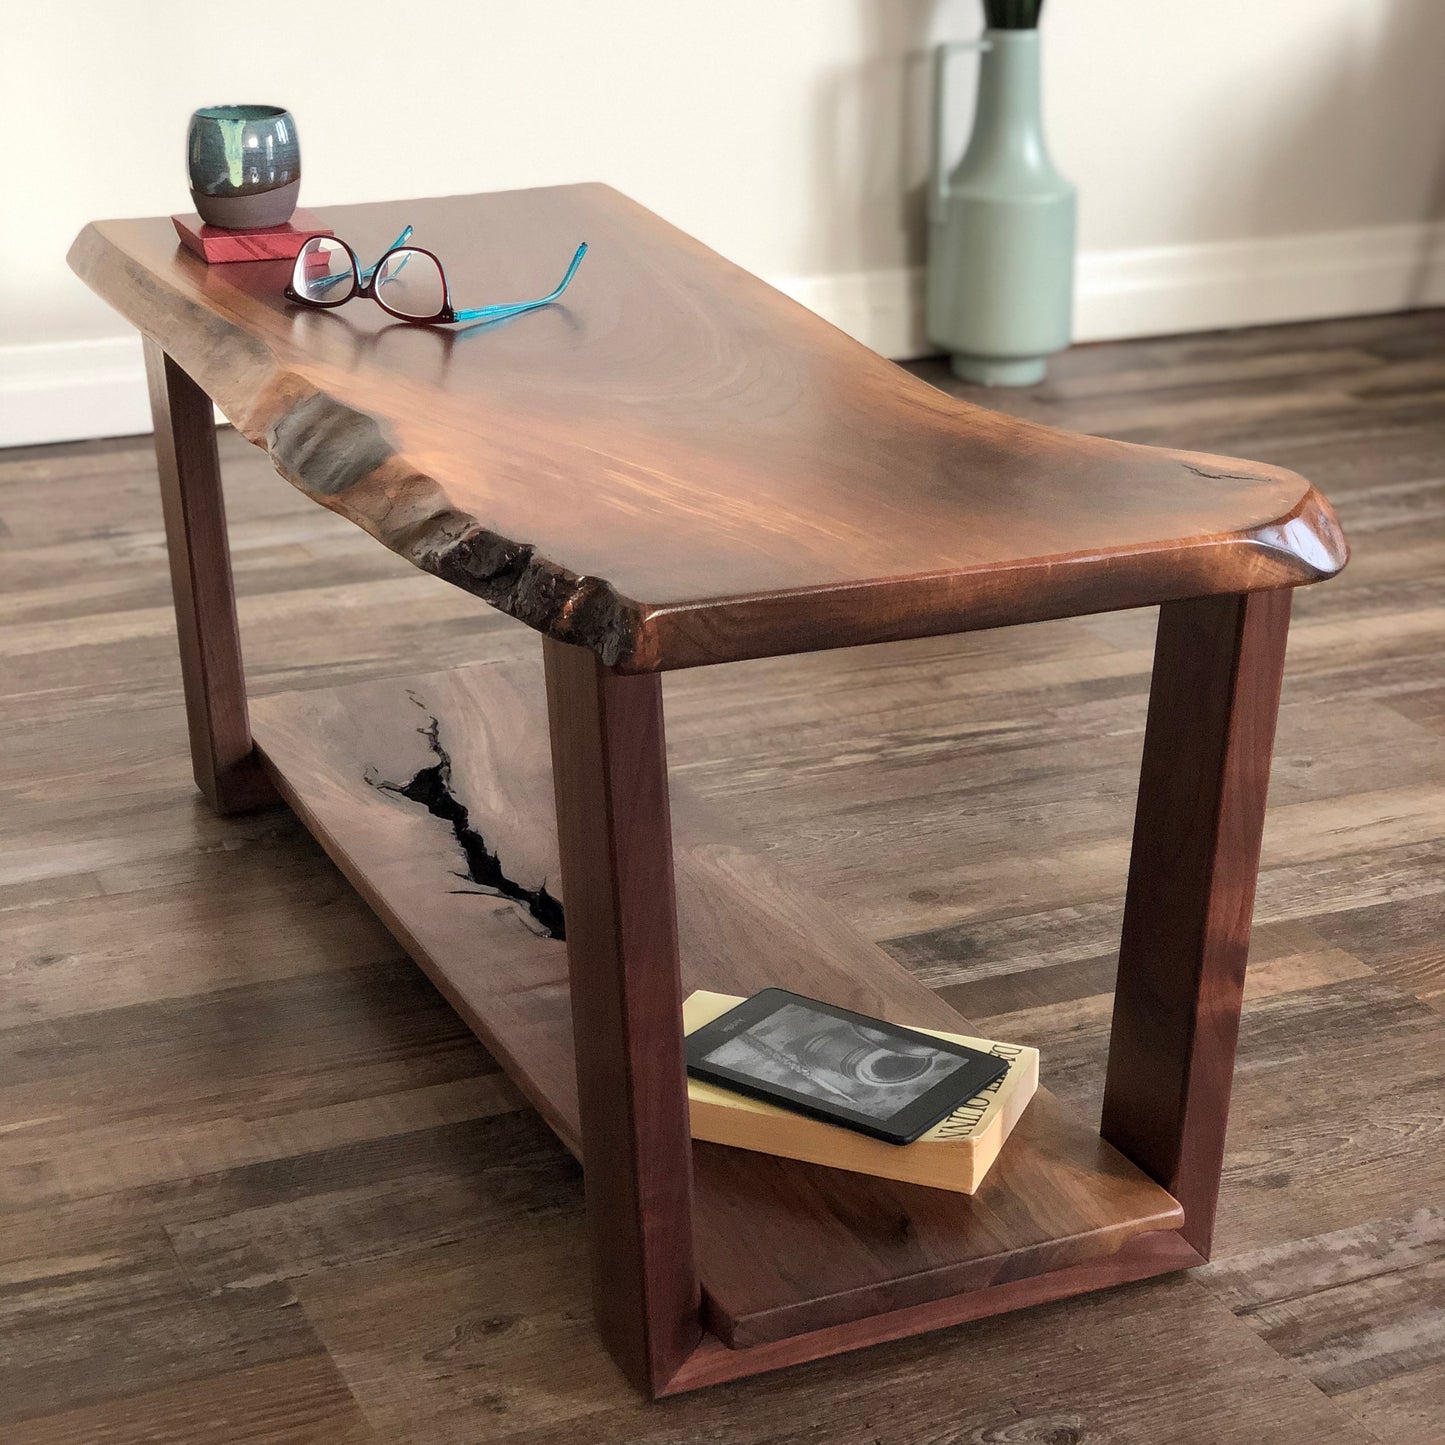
[143,340,273,815]
[1102,588,1292,1256]
[542,638,702,1396]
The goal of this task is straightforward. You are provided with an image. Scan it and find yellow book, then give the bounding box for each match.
[684,991,1039,1195]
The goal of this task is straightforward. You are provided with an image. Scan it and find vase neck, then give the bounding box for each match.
[956,29,1053,175]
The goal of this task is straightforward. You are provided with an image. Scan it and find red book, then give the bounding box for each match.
[171,209,333,264]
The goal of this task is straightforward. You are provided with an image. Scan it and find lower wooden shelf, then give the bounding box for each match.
[249,659,1185,1352]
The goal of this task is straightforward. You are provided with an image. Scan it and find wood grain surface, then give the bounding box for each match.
[71,187,1345,671]
[542,640,701,1392]
[4,310,1438,1439]
[143,340,275,814]
[246,658,1182,1355]
[1103,587,1291,1256]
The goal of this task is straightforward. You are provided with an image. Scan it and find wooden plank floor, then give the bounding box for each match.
[2,310,1443,1442]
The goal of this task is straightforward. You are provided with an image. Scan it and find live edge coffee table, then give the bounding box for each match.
[71,185,1347,1398]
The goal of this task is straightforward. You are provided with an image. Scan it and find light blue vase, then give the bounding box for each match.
[926,30,1077,386]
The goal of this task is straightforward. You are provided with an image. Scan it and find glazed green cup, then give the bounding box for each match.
[187,104,300,229]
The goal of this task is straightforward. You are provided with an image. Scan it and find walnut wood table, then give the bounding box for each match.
[70,185,1348,1398]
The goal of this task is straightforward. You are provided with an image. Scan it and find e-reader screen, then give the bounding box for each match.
[686,990,1010,1144]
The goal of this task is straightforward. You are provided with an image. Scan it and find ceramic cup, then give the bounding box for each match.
[187,104,300,229]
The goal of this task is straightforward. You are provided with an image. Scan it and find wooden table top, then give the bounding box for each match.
[71,185,1347,671]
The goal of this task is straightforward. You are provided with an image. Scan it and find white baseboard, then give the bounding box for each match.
[1074,220,1445,344]
[0,336,152,448]
[6,220,1444,447]
[776,218,1445,359]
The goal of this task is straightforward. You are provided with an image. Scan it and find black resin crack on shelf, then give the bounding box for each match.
[366,693,566,940]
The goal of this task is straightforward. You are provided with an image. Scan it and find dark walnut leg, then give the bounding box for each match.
[1103,588,1292,1256]
[542,638,702,1396]
[143,340,274,815]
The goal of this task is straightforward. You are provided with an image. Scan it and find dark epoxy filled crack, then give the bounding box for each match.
[367,696,566,940]
[1182,461,1260,483]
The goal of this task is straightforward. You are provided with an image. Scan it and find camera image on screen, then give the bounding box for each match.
[702,1003,969,1120]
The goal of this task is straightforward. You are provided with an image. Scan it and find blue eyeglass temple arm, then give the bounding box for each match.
[308,225,415,295]
[452,242,589,323]
[305,232,587,323]
[359,226,414,281]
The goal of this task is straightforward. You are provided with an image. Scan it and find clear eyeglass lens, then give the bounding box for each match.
[374,248,446,319]
[292,238,355,304]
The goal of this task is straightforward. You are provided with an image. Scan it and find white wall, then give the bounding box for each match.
[4,0,1444,445]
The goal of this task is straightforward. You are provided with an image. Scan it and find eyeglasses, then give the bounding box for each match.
[284,226,588,325]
